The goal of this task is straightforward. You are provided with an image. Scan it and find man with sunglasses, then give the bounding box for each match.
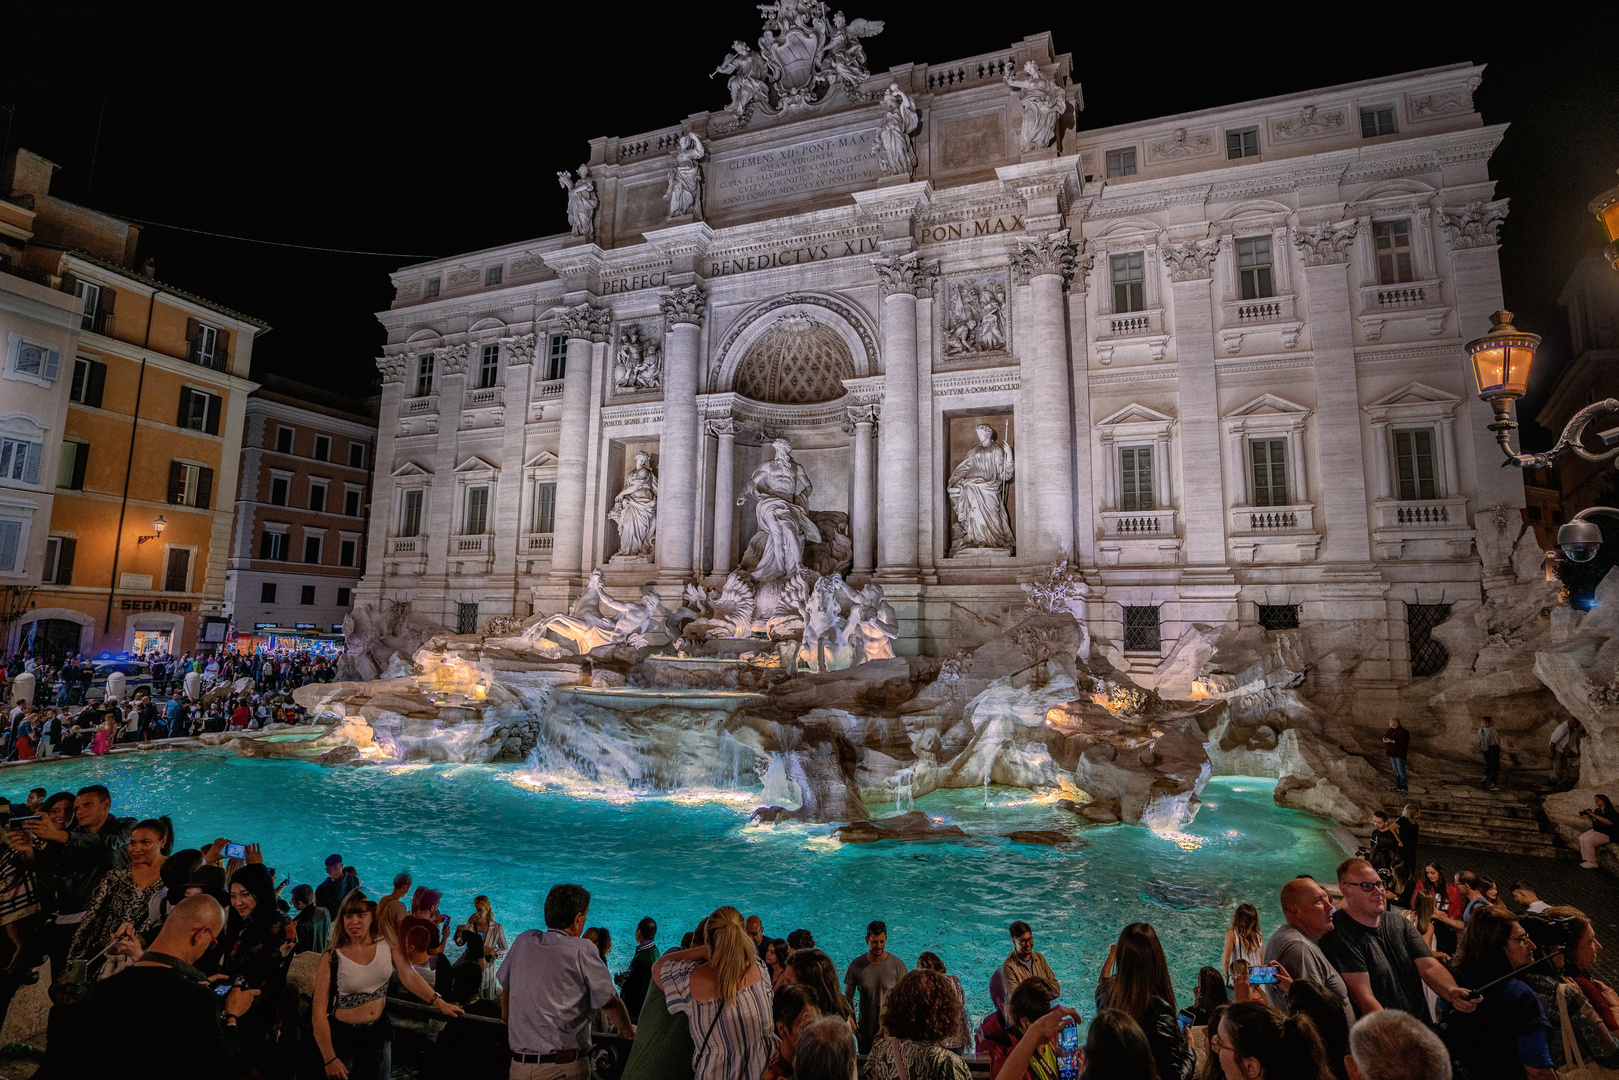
[1323,857,1480,1020]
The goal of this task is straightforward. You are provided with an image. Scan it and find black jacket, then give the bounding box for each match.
[1097,983,1194,1080]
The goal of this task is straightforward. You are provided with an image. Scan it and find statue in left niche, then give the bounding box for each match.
[557,164,598,239]
[529,569,662,653]
[665,133,706,219]
[614,325,663,392]
[608,452,658,561]
[872,83,918,178]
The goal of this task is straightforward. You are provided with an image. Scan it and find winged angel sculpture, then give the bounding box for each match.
[710,1,883,126]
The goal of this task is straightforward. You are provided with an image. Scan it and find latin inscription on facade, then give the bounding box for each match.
[917,215,1024,245]
[707,128,882,212]
[602,271,667,295]
[709,235,879,278]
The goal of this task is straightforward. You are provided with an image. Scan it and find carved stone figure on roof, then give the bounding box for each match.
[711,3,883,123]
[665,133,706,218]
[822,11,883,93]
[1005,61,1067,152]
[557,165,598,239]
[714,42,773,119]
[872,83,918,178]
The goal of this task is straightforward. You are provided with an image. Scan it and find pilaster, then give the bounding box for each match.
[1012,231,1079,565]
[872,252,936,580]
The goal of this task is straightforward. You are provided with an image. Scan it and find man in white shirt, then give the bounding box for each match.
[1550,719,1583,790]
[500,883,635,1079]
[1511,881,1550,914]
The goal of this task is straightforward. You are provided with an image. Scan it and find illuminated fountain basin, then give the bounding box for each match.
[0,752,1341,1012]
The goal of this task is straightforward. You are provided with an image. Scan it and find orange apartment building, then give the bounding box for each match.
[2,148,267,657]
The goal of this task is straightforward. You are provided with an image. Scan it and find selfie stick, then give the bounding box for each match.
[1464,945,1566,999]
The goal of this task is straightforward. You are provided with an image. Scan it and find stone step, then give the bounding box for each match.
[1420,814,1559,835]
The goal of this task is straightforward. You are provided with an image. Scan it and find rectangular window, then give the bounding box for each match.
[0,520,19,572]
[1235,236,1275,300]
[74,280,102,331]
[260,582,276,604]
[546,332,567,381]
[465,485,489,534]
[339,538,357,567]
[1394,428,1439,501]
[6,336,61,386]
[1105,147,1137,178]
[485,265,503,286]
[167,461,214,509]
[57,441,88,490]
[1111,252,1146,313]
[0,438,42,484]
[535,482,557,533]
[259,531,288,560]
[1123,605,1161,653]
[164,547,191,592]
[313,435,330,462]
[1374,220,1415,284]
[303,534,322,564]
[269,476,289,506]
[337,587,351,607]
[343,488,362,517]
[176,387,222,435]
[400,490,423,537]
[42,536,74,585]
[424,277,440,298]
[69,357,106,406]
[1258,604,1300,631]
[415,354,435,397]
[1407,602,1453,677]
[275,426,294,453]
[347,442,365,469]
[478,343,499,389]
[1226,126,1260,159]
[457,602,478,635]
[309,481,327,513]
[1249,438,1289,507]
[1360,105,1397,138]
[185,319,228,369]
[1118,447,1154,512]
[301,585,316,605]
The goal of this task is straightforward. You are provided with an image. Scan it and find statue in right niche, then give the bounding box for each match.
[948,423,1015,554]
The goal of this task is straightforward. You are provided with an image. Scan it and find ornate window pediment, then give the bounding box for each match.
[1362,381,1461,422]
[391,461,433,479]
[453,455,499,477]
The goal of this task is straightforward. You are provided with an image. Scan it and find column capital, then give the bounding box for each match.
[660,284,707,326]
[1439,198,1509,250]
[436,342,471,377]
[871,252,940,298]
[500,333,538,366]
[559,304,612,343]
[1161,237,1221,283]
[844,403,879,432]
[375,353,410,384]
[1011,229,1079,285]
[1292,220,1358,267]
[707,416,736,438]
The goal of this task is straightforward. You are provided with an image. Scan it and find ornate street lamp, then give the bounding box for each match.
[136,515,167,546]
[1593,170,1619,274]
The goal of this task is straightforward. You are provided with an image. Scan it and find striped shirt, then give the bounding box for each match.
[661,959,780,1080]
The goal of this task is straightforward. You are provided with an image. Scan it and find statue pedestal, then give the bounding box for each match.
[949,546,1014,558]
[609,554,653,566]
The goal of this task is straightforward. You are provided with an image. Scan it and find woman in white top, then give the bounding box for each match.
[1221,903,1265,984]
[453,894,508,1000]
[655,905,779,1080]
[312,891,460,1080]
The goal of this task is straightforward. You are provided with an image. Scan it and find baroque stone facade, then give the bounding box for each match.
[357,25,1518,716]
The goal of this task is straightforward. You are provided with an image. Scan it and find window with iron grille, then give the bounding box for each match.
[1235,237,1274,300]
[1123,605,1160,653]
[1119,447,1154,511]
[1249,439,1288,507]
[546,332,567,381]
[1360,105,1397,138]
[1258,604,1300,631]
[1105,148,1137,178]
[457,602,479,635]
[1394,428,1438,500]
[1226,127,1260,159]
[1407,603,1452,677]
[1374,220,1415,284]
[478,343,499,389]
[1111,252,1145,313]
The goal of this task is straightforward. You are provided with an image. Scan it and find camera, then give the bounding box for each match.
[1519,913,1581,956]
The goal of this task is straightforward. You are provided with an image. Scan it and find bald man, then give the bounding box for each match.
[1262,875,1353,1022]
[44,894,257,1079]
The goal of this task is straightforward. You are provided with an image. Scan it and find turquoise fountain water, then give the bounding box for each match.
[5,751,1342,1011]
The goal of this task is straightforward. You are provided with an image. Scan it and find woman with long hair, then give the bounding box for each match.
[311,891,460,1080]
[1097,923,1194,1080]
[864,969,971,1080]
[1418,860,1464,954]
[1284,982,1350,1080]
[66,817,170,979]
[779,947,856,1027]
[453,894,507,999]
[916,952,971,1055]
[1215,1000,1333,1080]
[1186,967,1230,1076]
[1519,909,1619,1071]
[1439,905,1556,1080]
[1222,906,1264,983]
[218,864,292,1069]
[655,905,778,1080]
[1578,794,1618,869]
[764,939,790,987]
[1082,1009,1161,1080]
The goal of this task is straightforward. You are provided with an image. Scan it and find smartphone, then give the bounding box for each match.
[214,982,232,997]
[222,842,247,861]
[1177,1008,1196,1034]
[1056,1018,1080,1080]
[6,814,38,830]
[1247,965,1280,985]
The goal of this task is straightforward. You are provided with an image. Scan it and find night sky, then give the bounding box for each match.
[3,3,1615,448]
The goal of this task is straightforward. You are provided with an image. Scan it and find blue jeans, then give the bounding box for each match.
[1391,757,1408,790]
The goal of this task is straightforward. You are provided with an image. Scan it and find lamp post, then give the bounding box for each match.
[1592,170,1619,274]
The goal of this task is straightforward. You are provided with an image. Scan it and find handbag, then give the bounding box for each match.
[1557,981,1619,1080]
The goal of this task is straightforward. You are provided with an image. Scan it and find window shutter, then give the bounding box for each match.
[185,317,201,362]
[43,350,61,383]
[85,360,106,408]
[99,287,116,323]
[168,461,185,504]
[70,443,88,491]
[56,538,75,585]
[176,388,192,427]
[60,272,77,299]
[0,522,17,572]
[196,467,213,510]
[22,442,41,485]
[260,532,273,560]
[204,394,222,436]
[214,328,230,367]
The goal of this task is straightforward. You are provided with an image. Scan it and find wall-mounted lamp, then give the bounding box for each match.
[136,515,167,546]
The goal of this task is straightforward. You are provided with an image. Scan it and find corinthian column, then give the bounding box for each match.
[657,284,705,583]
[709,418,736,576]
[846,405,878,575]
[551,305,609,582]
[1011,231,1079,564]
[1163,237,1226,569]
[872,252,937,580]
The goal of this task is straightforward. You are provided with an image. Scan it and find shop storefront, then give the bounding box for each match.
[236,622,346,659]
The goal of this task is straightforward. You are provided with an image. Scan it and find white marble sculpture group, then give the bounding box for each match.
[942,276,1008,356]
[613,325,663,392]
[557,165,598,239]
[711,0,883,124]
[530,569,663,653]
[1004,61,1067,152]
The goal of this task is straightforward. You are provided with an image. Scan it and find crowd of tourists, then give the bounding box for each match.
[0,777,1597,1080]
